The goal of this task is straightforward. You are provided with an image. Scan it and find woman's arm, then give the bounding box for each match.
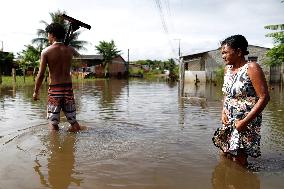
[235,62,270,131]
[222,66,229,125]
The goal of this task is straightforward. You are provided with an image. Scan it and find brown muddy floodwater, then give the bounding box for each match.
[0,79,283,189]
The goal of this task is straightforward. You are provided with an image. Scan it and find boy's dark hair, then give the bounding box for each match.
[45,23,66,40]
[221,34,249,55]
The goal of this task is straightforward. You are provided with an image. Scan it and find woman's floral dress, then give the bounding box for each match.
[212,63,262,158]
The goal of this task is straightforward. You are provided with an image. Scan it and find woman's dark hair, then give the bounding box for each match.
[221,34,249,55]
[45,23,66,40]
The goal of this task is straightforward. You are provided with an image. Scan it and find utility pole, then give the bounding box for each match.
[0,40,3,84]
[174,39,181,58]
[0,40,3,51]
[174,39,184,97]
[127,49,130,75]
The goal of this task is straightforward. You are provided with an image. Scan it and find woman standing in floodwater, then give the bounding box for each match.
[212,35,270,166]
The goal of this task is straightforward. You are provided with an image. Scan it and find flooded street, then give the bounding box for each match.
[0,79,283,189]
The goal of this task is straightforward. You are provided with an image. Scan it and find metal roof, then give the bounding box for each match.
[74,55,103,60]
[182,44,270,58]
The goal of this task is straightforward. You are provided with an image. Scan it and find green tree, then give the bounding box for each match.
[264,1,284,66]
[17,45,41,82]
[165,58,178,81]
[0,52,14,84]
[95,40,121,77]
[32,10,88,51]
[135,59,157,70]
[265,33,284,66]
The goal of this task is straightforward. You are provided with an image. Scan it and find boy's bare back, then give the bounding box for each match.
[42,42,78,85]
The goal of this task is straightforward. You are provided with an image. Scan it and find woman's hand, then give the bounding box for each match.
[222,110,229,125]
[234,119,247,132]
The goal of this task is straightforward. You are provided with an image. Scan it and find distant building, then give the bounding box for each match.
[181,45,273,83]
[73,55,127,78]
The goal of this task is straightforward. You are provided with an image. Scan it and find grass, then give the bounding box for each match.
[0,75,106,87]
[0,76,36,87]
[0,72,169,88]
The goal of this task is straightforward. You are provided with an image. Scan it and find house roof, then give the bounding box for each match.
[74,55,103,60]
[74,54,126,62]
[182,51,209,59]
[247,44,270,50]
[182,44,270,59]
[112,55,126,63]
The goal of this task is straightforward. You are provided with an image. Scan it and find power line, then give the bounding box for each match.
[153,0,176,57]
[165,0,171,17]
[154,0,169,34]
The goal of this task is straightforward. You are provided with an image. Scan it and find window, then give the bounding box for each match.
[185,62,189,70]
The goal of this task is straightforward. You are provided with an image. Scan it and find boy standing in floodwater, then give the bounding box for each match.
[33,23,81,132]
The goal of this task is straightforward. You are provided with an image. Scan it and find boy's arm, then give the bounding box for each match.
[33,50,48,101]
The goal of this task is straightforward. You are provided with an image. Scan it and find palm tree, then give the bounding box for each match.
[95,40,121,77]
[264,0,284,38]
[264,24,284,38]
[264,1,284,66]
[32,10,88,51]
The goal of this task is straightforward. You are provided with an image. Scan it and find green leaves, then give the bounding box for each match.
[17,45,40,68]
[32,10,89,51]
[266,44,284,66]
[264,1,284,67]
[95,40,121,77]
[264,24,284,31]
[95,40,121,64]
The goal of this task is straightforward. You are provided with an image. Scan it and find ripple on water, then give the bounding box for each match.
[0,81,283,188]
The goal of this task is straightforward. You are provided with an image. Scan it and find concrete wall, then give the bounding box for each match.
[184,82,206,97]
[183,45,270,82]
[246,46,270,81]
[184,70,206,83]
[270,64,284,83]
[205,49,223,81]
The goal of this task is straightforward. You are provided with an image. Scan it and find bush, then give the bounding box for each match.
[213,66,224,83]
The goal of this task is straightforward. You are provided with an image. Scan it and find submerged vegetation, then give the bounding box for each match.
[213,66,225,84]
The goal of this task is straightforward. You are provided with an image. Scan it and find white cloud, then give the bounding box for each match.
[1,0,283,60]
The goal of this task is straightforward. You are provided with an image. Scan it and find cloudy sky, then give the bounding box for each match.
[0,0,283,61]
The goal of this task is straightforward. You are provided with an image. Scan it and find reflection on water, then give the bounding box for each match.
[212,157,260,189]
[34,132,82,188]
[0,80,283,188]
